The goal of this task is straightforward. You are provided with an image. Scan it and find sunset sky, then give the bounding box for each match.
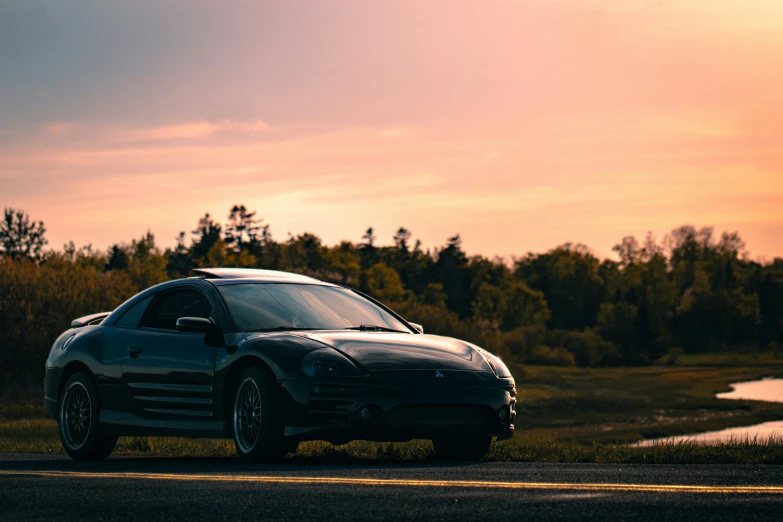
[2,0,782,260]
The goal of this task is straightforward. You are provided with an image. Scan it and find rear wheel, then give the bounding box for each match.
[58,372,117,461]
[232,367,288,462]
[432,435,492,461]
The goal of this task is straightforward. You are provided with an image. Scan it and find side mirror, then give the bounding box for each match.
[409,322,424,334]
[176,317,214,333]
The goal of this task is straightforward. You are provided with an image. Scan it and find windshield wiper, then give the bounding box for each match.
[247,326,321,333]
[345,324,408,333]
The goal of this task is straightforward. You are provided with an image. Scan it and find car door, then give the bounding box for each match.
[98,295,153,415]
[123,286,219,422]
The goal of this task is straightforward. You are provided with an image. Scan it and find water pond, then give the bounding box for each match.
[637,378,783,446]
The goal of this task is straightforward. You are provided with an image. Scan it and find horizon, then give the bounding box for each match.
[2,0,782,260]
[18,206,776,265]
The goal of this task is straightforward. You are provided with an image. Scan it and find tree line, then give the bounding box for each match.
[1,205,782,394]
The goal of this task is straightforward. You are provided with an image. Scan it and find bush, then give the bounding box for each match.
[501,328,577,366]
[0,258,137,395]
[666,346,685,365]
[501,325,546,363]
[527,345,576,367]
[547,328,621,367]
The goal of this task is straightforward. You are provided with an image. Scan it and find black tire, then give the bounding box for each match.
[231,367,287,462]
[432,435,492,461]
[58,372,117,461]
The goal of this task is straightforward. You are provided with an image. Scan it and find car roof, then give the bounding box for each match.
[193,267,326,285]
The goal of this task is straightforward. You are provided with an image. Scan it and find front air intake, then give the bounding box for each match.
[383,405,493,427]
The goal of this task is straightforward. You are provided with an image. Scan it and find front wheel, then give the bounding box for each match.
[58,372,117,460]
[432,435,492,461]
[231,367,288,462]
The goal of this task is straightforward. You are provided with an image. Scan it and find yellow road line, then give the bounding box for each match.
[1,469,782,495]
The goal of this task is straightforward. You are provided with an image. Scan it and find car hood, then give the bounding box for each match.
[297,331,494,373]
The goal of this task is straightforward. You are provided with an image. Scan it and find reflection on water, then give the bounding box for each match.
[716,377,783,403]
[638,378,783,446]
[636,421,783,446]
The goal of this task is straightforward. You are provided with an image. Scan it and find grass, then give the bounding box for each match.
[514,360,783,444]
[2,356,783,464]
[674,351,783,367]
[2,418,782,464]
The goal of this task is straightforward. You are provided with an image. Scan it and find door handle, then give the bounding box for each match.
[127,345,143,358]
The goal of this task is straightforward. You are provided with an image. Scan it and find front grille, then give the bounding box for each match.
[383,405,493,427]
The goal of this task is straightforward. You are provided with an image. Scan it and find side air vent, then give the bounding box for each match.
[71,312,112,328]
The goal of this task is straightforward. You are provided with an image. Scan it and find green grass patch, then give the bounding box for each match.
[672,352,783,367]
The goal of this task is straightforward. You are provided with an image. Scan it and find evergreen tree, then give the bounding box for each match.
[104,244,129,271]
[225,204,264,254]
[359,227,378,269]
[0,208,47,260]
[191,213,222,260]
[167,231,194,277]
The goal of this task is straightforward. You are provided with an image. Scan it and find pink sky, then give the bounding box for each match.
[2,0,782,259]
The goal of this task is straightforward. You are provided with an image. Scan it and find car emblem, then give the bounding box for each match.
[435,371,444,378]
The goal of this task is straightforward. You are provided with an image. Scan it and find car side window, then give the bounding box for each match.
[114,296,152,329]
[140,289,213,331]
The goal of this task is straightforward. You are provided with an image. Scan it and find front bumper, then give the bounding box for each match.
[279,379,516,444]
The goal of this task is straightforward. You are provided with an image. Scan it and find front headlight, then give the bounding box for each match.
[300,348,362,378]
[471,344,512,378]
[485,353,512,378]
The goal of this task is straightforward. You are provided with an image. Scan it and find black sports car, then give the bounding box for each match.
[45,268,516,462]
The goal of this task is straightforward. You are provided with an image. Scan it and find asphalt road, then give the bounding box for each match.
[1,454,782,521]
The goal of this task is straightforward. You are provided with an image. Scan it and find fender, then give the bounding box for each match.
[44,325,115,418]
[214,333,335,421]
[216,333,328,380]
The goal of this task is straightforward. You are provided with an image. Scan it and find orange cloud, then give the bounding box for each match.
[119,120,271,142]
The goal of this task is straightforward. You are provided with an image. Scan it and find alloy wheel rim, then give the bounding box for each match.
[234,377,262,453]
[61,382,91,450]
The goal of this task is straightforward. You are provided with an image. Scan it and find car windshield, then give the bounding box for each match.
[217,283,413,333]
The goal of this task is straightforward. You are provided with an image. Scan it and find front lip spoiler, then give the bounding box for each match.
[284,424,515,445]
